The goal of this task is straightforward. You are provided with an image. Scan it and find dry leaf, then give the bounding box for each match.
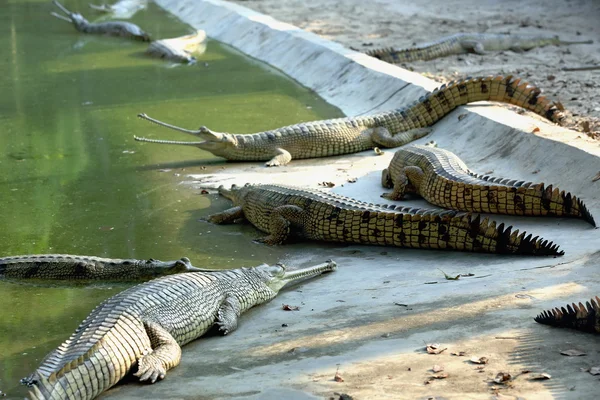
[582,120,591,133]
[425,372,449,384]
[451,351,467,356]
[532,126,541,133]
[334,371,344,382]
[458,113,468,121]
[373,147,384,155]
[426,344,447,354]
[282,304,300,311]
[531,373,551,380]
[592,172,600,182]
[439,269,460,280]
[319,182,336,188]
[589,367,600,375]
[432,365,444,373]
[493,372,512,384]
[470,356,489,364]
[560,349,586,357]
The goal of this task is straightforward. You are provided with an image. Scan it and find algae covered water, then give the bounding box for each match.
[0,0,342,396]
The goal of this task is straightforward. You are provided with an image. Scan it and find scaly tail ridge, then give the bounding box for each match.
[535,296,600,333]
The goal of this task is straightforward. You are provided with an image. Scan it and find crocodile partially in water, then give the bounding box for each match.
[0,254,204,282]
[135,75,563,166]
[535,296,600,333]
[51,0,150,41]
[145,30,207,64]
[22,260,337,399]
[381,144,596,226]
[206,183,563,256]
[365,33,593,64]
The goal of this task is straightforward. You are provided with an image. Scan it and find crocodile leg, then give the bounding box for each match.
[460,40,486,54]
[134,321,182,383]
[256,205,305,245]
[265,148,292,167]
[216,295,242,335]
[382,166,424,200]
[371,127,432,148]
[206,206,244,224]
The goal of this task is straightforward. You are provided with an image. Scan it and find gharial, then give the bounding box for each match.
[0,254,206,282]
[134,75,564,166]
[205,183,564,256]
[50,0,151,41]
[365,33,593,64]
[21,260,337,399]
[145,30,207,64]
[535,296,600,334]
[381,144,596,227]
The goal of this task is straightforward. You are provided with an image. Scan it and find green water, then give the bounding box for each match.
[0,0,342,396]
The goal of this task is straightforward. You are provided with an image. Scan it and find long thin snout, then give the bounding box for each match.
[137,113,223,141]
[50,11,72,22]
[217,185,238,201]
[133,136,207,146]
[280,260,337,286]
[52,0,73,16]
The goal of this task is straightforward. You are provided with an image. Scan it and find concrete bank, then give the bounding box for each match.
[108,0,600,399]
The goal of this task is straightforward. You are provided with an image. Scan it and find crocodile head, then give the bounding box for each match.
[138,257,204,278]
[51,0,90,30]
[217,183,253,206]
[135,114,239,158]
[252,260,337,294]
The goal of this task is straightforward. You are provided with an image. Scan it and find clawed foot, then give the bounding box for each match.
[134,353,167,384]
[265,160,282,167]
[216,321,230,335]
[253,236,281,246]
[381,192,402,200]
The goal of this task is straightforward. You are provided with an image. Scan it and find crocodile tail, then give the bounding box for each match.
[535,297,600,333]
[24,372,64,400]
[467,176,595,226]
[454,213,563,255]
[395,75,564,128]
[533,183,596,226]
[365,36,461,63]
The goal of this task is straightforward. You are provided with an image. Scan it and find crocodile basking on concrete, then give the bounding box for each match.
[0,254,205,282]
[51,0,150,41]
[22,260,337,399]
[365,33,593,64]
[535,296,600,333]
[206,183,563,256]
[145,30,207,64]
[135,75,563,166]
[381,144,596,226]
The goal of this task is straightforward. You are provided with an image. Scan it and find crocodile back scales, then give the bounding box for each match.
[388,145,595,225]
[219,75,562,160]
[366,33,560,63]
[238,184,563,255]
[26,269,275,399]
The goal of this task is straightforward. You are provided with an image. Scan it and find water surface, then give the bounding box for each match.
[0,0,342,396]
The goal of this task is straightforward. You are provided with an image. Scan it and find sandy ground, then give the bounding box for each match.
[232,0,600,137]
